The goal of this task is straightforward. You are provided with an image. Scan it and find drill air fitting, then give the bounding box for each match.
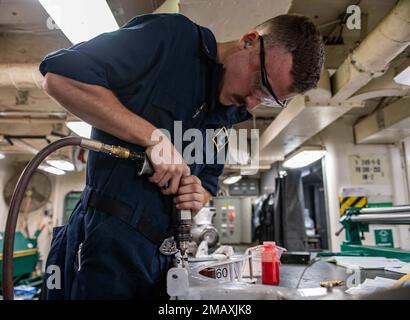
[104,145,130,159]
[80,138,131,159]
[80,138,152,175]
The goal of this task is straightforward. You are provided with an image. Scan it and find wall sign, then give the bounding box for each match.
[374,229,394,248]
[349,154,388,185]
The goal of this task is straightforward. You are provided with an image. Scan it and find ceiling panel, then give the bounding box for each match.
[179,0,292,42]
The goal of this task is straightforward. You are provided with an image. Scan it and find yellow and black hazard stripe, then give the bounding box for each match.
[338,196,367,216]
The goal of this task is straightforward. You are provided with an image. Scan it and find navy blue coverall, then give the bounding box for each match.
[39,13,251,299]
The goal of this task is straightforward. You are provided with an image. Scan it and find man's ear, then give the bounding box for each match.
[240,31,260,49]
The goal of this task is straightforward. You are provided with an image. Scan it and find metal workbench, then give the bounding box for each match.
[279,257,403,290]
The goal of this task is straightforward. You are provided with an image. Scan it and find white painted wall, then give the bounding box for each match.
[0,155,16,231]
[322,116,410,251]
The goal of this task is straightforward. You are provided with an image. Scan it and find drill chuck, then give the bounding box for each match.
[174,209,192,256]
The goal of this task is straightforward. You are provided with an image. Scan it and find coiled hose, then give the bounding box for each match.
[2,137,82,300]
[2,136,151,300]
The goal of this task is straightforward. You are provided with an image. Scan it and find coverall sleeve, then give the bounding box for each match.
[197,129,230,197]
[39,15,169,90]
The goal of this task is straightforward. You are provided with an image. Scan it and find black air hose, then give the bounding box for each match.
[2,136,151,300]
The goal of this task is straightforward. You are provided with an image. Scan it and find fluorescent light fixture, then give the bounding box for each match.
[283,146,327,169]
[223,175,242,185]
[46,159,75,172]
[39,165,66,176]
[394,66,410,86]
[0,151,5,159]
[66,121,92,138]
[38,0,118,44]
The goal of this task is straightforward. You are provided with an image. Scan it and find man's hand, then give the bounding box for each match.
[175,176,211,214]
[146,137,190,195]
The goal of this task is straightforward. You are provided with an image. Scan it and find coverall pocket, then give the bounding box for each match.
[71,214,165,299]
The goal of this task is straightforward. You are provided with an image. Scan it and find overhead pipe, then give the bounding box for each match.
[0,111,68,124]
[331,0,410,102]
[0,111,67,118]
[0,63,44,90]
[153,0,179,13]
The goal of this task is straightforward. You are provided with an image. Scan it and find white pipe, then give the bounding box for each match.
[331,0,410,102]
[360,205,410,214]
[352,0,410,73]
[0,63,44,90]
[0,111,68,124]
[351,213,410,223]
[153,0,179,13]
[305,69,332,103]
[0,111,66,118]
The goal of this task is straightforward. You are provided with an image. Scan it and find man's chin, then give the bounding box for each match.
[245,99,260,111]
[247,102,260,110]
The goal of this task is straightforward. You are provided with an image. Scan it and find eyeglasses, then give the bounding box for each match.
[258,35,288,108]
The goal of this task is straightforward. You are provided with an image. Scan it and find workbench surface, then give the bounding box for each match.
[279,257,403,290]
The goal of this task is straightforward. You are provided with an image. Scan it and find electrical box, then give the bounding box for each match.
[213,197,253,244]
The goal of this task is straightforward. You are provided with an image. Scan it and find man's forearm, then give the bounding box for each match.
[43,73,157,147]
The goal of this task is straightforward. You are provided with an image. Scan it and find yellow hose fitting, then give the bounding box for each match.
[108,145,130,159]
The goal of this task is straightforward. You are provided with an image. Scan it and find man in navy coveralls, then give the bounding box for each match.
[39,13,324,299]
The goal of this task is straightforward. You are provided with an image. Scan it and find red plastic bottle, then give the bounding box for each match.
[261,242,280,285]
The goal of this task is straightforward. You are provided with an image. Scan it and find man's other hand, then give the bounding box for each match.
[146,137,190,195]
[175,176,211,215]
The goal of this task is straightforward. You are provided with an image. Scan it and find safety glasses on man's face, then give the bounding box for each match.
[258,35,288,108]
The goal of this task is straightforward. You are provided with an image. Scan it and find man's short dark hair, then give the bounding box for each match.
[256,14,325,94]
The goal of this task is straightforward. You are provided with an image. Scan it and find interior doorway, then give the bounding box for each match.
[301,160,329,250]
